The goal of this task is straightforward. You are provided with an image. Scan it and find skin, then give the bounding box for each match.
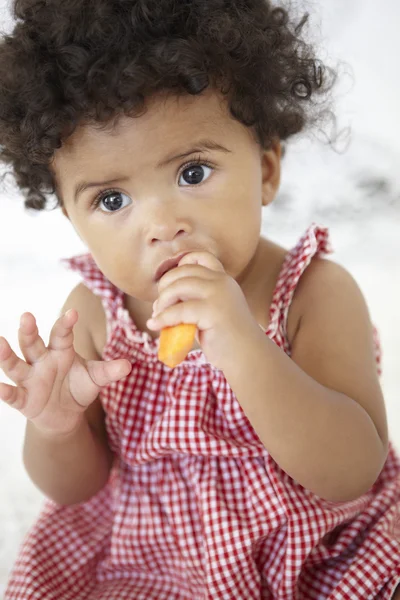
[0,88,391,510]
[54,90,283,343]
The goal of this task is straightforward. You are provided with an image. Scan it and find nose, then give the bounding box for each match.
[145,200,192,245]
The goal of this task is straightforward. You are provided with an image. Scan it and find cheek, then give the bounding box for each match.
[92,247,157,301]
[224,197,262,239]
[218,225,260,278]
[68,214,155,299]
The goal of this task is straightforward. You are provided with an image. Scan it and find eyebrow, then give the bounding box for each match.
[157,139,231,168]
[73,176,131,204]
[72,139,231,203]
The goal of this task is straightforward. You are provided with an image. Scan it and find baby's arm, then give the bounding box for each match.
[218,259,388,503]
[23,401,110,506]
[0,284,130,505]
[23,285,113,505]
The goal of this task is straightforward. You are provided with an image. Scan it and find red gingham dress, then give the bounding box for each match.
[5,225,400,599]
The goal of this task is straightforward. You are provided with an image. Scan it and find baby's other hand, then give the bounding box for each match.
[0,310,131,437]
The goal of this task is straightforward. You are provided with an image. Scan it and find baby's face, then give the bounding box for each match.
[52,89,280,302]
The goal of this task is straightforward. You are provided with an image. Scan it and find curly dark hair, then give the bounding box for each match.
[0,0,335,210]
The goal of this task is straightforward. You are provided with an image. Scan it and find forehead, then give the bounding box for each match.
[55,90,239,163]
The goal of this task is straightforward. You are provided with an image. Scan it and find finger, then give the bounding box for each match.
[48,309,79,352]
[18,313,47,364]
[178,252,225,273]
[0,381,28,411]
[153,277,211,318]
[147,300,206,331]
[86,358,132,388]
[0,336,31,384]
[157,264,218,294]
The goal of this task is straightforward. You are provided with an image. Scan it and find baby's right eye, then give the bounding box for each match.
[94,191,132,213]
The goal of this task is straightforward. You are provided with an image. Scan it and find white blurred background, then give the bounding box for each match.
[0,0,399,594]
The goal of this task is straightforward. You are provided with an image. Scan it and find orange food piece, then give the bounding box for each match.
[158,323,197,368]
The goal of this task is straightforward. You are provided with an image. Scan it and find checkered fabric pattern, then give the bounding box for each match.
[5,225,400,599]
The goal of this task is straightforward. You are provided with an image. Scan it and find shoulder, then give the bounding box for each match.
[288,257,369,342]
[60,283,107,437]
[288,256,375,361]
[61,282,107,358]
[292,257,364,315]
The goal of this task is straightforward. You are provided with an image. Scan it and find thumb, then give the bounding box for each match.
[178,251,225,273]
[86,358,132,387]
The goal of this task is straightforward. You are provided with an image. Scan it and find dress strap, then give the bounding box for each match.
[267,224,332,354]
[60,254,123,324]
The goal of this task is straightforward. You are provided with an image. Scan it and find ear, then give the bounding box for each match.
[261,139,281,207]
[61,204,69,219]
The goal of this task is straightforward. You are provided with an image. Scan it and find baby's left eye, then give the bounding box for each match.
[179,164,212,186]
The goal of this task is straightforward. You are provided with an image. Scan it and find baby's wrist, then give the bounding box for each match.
[208,317,265,373]
[28,416,87,443]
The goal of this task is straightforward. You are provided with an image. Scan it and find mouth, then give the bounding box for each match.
[155,252,190,282]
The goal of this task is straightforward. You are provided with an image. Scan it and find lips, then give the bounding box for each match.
[155,252,190,282]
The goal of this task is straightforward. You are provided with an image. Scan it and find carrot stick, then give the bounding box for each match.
[158,324,197,368]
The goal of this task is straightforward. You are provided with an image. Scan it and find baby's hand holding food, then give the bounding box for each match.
[0,310,131,437]
[149,251,260,369]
